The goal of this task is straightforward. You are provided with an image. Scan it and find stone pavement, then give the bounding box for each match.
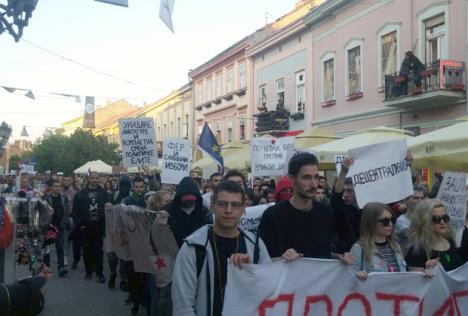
[16,257,146,316]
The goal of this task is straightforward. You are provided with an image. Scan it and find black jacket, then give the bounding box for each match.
[330,189,361,253]
[164,177,209,247]
[72,185,108,235]
[109,175,131,205]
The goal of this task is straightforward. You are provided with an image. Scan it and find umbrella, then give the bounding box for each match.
[73,160,113,174]
[294,127,340,149]
[192,141,250,171]
[310,126,413,170]
[408,120,468,172]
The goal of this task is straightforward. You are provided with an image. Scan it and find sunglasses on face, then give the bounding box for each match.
[432,215,450,224]
[376,217,396,227]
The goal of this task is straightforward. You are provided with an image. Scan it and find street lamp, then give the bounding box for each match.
[0,121,12,156]
[0,0,39,42]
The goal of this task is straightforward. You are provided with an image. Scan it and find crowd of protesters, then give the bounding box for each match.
[1,151,468,316]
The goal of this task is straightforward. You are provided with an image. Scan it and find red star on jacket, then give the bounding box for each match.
[155,257,167,271]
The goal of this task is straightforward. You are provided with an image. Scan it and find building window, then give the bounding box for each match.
[177,117,181,137]
[183,114,189,138]
[170,122,174,137]
[215,72,223,98]
[323,58,335,101]
[381,32,398,85]
[215,121,221,141]
[424,14,445,63]
[239,61,246,89]
[377,23,400,87]
[276,78,285,106]
[227,118,233,142]
[295,71,305,112]
[258,84,266,107]
[226,67,234,93]
[345,39,364,97]
[239,117,245,141]
[196,83,203,105]
[206,78,212,101]
[163,124,167,137]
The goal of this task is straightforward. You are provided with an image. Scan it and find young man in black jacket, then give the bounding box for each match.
[72,171,108,283]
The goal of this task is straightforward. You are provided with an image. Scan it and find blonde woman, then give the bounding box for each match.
[350,202,406,280]
[405,199,463,272]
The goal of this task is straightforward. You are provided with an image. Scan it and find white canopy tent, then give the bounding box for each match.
[73,159,113,174]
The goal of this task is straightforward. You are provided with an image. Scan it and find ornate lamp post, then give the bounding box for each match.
[0,0,39,42]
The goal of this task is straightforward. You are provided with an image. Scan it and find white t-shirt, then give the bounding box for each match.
[202,191,212,210]
[395,214,410,235]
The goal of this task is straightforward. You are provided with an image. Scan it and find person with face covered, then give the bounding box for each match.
[274,176,293,203]
[164,176,210,248]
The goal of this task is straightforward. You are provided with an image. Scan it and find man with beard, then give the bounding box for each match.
[73,172,108,283]
[258,152,335,260]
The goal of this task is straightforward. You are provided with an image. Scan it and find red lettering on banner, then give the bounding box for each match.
[418,299,424,316]
[376,292,420,316]
[303,295,332,316]
[433,297,454,316]
[452,290,468,316]
[337,293,371,316]
[258,294,294,316]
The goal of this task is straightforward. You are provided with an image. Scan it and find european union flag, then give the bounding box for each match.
[198,123,224,173]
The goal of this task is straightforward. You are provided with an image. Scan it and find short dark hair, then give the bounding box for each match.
[319,176,327,181]
[212,180,245,203]
[288,152,319,177]
[209,172,222,181]
[344,177,353,185]
[47,179,59,187]
[223,170,246,185]
[133,176,145,185]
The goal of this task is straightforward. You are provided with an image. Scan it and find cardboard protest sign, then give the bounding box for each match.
[348,140,413,208]
[119,118,158,168]
[224,258,468,316]
[239,203,273,233]
[251,137,295,177]
[105,205,132,261]
[436,171,467,247]
[161,138,191,184]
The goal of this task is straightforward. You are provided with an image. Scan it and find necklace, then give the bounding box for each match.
[212,229,239,301]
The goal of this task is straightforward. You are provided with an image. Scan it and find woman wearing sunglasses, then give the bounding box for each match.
[350,202,406,280]
[405,199,464,272]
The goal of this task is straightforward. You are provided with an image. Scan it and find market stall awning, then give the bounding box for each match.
[73,159,113,174]
[408,120,468,172]
[310,126,413,170]
[294,127,340,149]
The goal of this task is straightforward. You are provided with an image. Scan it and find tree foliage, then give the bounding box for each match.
[31,129,121,174]
[8,154,21,171]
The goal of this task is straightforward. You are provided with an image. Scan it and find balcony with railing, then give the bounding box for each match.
[384,60,465,109]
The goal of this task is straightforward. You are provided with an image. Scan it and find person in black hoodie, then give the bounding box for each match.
[164,176,210,248]
[106,174,131,290]
[72,171,108,283]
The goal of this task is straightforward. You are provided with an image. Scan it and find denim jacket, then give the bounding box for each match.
[350,242,407,273]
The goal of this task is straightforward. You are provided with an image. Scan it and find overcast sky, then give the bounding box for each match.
[0,0,298,141]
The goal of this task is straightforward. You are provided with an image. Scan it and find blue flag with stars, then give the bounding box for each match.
[198,123,224,174]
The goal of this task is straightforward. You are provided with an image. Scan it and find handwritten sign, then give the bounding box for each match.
[251,137,295,177]
[224,259,468,316]
[119,118,158,168]
[348,140,413,208]
[161,138,191,184]
[436,171,467,247]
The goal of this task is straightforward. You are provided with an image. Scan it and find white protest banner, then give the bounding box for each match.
[105,205,155,273]
[224,258,468,316]
[20,164,34,175]
[119,118,158,168]
[251,137,295,177]
[239,203,273,233]
[335,155,347,175]
[436,171,467,247]
[347,140,413,208]
[161,137,191,184]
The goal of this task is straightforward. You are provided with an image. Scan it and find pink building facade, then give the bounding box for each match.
[309,0,467,135]
[248,0,467,137]
[189,40,251,144]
